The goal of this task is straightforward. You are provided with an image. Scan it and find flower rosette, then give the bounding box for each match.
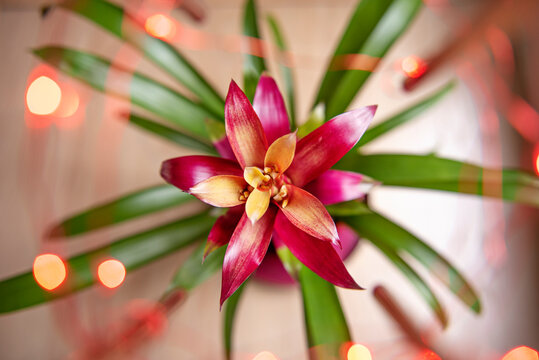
[161,75,377,305]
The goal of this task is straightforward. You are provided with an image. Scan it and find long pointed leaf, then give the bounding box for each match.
[33,46,213,139]
[360,231,447,327]
[165,241,225,294]
[340,204,481,313]
[63,0,224,118]
[299,265,351,359]
[242,0,267,101]
[336,153,539,207]
[127,113,217,154]
[0,212,214,314]
[315,0,422,119]
[267,14,296,128]
[356,81,455,147]
[224,281,247,360]
[48,185,193,238]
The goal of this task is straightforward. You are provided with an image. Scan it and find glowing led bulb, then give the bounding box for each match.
[401,55,427,79]
[502,346,538,360]
[145,14,176,41]
[33,253,67,290]
[253,351,279,360]
[26,76,62,115]
[97,259,126,289]
[347,344,372,360]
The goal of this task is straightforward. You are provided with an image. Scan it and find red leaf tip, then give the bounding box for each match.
[366,104,378,116]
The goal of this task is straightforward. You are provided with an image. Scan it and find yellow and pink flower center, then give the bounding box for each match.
[241,166,291,208]
[240,132,297,223]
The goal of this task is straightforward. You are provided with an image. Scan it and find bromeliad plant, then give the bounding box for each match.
[161,78,375,306]
[1,0,539,358]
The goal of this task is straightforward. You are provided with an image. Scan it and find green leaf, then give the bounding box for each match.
[326,200,374,217]
[267,14,296,127]
[356,81,455,147]
[165,241,225,293]
[63,0,224,119]
[48,185,193,238]
[0,212,214,314]
[297,104,325,138]
[336,153,539,207]
[33,46,213,140]
[299,265,351,358]
[275,245,302,279]
[315,0,423,119]
[224,281,248,360]
[347,216,447,326]
[340,205,481,313]
[242,0,267,100]
[127,113,217,154]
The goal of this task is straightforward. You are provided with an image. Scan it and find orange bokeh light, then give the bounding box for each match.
[97,259,126,289]
[502,346,539,360]
[401,55,427,79]
[33,254,67,291]
[54,85,80,118]
[145,14,176,41]
[347,344,372,360]
[253,351,279,360]
[415,349,442,360]
[534,144,539,177]
[26,76,62,115]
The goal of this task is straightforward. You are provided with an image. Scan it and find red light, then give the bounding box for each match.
[401,55,427,79]
[415,349,442,360]
[502,346,538,360]
[534,145,539,176]
[145,14,176,41]
[33,254,67,291]
[97,259,126,289]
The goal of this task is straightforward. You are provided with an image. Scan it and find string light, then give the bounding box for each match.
[502,346,538,360]
[33,254,67,291]
[97,259,126,289]
[401,55,427,79]
[347,344,372,360]
[26,76,61,115]
[145,14,176,41]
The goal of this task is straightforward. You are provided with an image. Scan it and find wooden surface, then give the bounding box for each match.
[0,1,537,359]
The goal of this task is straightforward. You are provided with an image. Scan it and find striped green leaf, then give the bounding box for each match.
[299,265,351,358]
[48,185,193,238]
[0,212,214,314]
[336,153,539,207]
[33,46,213,140]
[127,113,217,154]
[340,204,481,314]
[315,0,423,119]
[63,0,224,119]
[242,0,267,101]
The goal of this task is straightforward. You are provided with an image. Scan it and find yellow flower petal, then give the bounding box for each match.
[189,175,246,207]
[244,166,270,189]
[245,188,271,224]
[264,132,297,174]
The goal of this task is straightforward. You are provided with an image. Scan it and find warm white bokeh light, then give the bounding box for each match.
[347,344,372,360]
[26,76,61,115]
[97,259,126,289]
[145,14,176,41]
[33,253,67,290]
[253,351,279,360]
[502,346,539,360]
